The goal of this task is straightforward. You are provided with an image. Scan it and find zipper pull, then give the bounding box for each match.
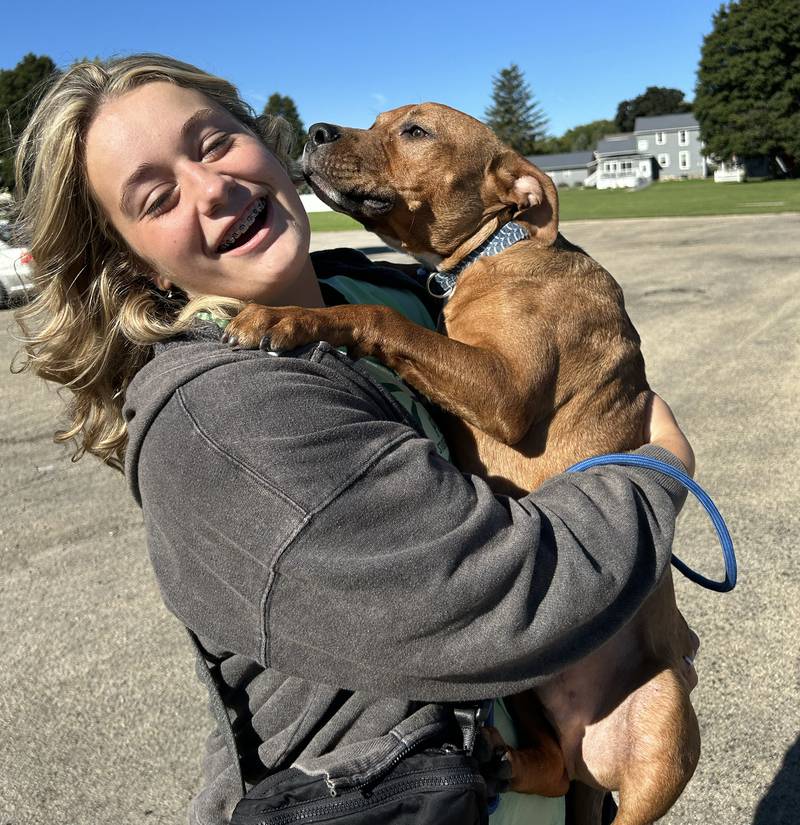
[324,775,337,798]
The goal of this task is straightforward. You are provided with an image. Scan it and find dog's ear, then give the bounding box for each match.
[487,152,559,246]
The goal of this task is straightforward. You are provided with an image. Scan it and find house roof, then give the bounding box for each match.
[634,112,698,132]
[526,151,594,171]
[595,134,638,155]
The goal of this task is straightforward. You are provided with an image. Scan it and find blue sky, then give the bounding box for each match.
[3,0,723,137]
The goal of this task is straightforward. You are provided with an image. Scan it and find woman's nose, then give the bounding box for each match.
[184,162,232,215]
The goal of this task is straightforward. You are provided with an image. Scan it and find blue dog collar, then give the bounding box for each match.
[426,221,530,299]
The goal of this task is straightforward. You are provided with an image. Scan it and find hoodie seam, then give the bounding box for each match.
[175,386,307,515]
[259,428,417,667]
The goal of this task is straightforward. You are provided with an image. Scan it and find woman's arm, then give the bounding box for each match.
[129,343,687,702]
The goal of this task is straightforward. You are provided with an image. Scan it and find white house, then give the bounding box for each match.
[594,135,655,190]
[633,113,706,180]
[525,151,596,188]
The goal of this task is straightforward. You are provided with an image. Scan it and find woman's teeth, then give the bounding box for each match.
[218,198,267,252]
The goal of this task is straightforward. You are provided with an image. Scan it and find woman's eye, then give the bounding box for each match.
[144,188,176,218]
[203,134,233,159]
[402,125,428,139]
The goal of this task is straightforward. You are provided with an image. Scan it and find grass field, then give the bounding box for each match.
[308,178,800,232]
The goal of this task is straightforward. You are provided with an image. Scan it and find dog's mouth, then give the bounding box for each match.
[302,147,395,221]
[305,171,395,220]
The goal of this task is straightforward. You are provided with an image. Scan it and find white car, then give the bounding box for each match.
[0,223,35,308]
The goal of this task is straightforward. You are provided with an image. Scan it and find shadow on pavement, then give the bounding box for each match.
[753,736,800,825]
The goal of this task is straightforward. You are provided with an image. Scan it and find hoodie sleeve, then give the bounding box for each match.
[132,344,685,703]
[268,434,684,701]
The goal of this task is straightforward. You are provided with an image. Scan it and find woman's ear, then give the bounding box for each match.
[488,151,559,246]
[152,274,173,293]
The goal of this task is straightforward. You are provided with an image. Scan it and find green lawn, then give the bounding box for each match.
[308,179,800,232]
[558,178,800,221]
[308,211,362,232]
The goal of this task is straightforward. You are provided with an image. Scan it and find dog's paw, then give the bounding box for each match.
[475,726,514,796]
[477,725,570,798]
[222,304,322,351]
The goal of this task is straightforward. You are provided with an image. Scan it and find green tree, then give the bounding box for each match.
[262,93,305,158]
[694,0,799,169]
[614,87,691,133]
[0,53,58,190]
[560,119,617,152]
[485,63,549,154]
[528,119,616,158]
[532,136,569,155]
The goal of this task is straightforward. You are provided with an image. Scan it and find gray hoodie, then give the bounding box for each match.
[123,320,686,825]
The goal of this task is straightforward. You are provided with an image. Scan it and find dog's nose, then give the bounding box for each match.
[308,122,341,146]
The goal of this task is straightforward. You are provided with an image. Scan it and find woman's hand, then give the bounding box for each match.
[644,393,695,477]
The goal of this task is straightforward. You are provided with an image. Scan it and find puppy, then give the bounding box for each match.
[225,103,700,825]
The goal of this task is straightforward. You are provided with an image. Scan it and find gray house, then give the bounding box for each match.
[527,112,710,191]
[526,151,595,188]
[594,134,655,189]
[633,113,706,179]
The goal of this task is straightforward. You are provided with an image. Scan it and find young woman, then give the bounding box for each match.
[14,55,695,825]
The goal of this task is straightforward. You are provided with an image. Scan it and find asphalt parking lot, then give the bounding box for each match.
[2,212,798,824]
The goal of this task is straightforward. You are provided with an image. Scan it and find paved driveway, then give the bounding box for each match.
[2,212,798,824]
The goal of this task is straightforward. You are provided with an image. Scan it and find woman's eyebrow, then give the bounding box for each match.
[118,107,218,215]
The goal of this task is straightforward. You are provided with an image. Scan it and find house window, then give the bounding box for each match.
[679,151,690,170]
[658,153,670,168]
[637,138,648,151]
[620,161,633,174]
[678,129,689,146]
[640,160,651,174]
[603,161,617,173]
[655,132,666,145]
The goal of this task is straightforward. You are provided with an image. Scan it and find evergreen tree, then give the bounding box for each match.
[0,54,58,190]
[694,0,799,169]
[614,87,691,133]
[485,64,549,154]
[262,93,305,158]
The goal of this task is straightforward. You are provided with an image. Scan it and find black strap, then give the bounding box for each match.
[310,247,441,322]
[453,702,492,756]
[185,628,246,797]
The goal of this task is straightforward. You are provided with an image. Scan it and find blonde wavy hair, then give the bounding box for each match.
[13,54,296,471]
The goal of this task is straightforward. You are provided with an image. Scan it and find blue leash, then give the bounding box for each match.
[485,453,735,817]
[567,453,737,593]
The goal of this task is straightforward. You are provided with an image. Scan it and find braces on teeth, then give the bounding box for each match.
[219,199,266,251]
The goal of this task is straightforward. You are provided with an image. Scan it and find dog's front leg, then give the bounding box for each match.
[225,303,551,446]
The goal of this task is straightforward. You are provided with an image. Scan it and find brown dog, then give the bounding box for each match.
[225,103,700,825]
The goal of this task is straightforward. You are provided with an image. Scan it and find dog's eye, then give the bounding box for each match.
[402,125,428,139]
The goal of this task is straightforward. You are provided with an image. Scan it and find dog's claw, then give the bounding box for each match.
[220,332,229,344]
[259,336,272,351]
[497,750,513,780]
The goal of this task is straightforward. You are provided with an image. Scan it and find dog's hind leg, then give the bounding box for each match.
[610,668,700,825]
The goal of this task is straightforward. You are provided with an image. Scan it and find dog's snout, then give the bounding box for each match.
[308,122,341,146]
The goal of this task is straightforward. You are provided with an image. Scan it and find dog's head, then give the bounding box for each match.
[302,102,558,266]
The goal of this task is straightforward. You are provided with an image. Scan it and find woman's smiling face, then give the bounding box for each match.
[86,81,318,305]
